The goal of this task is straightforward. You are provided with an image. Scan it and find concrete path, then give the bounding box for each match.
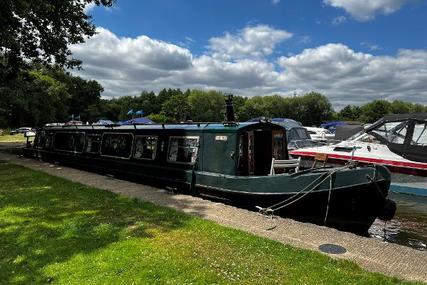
[1,152,426,283]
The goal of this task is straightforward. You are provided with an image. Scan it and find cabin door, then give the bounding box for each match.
[272,130,287,160]
[247,131,255,175]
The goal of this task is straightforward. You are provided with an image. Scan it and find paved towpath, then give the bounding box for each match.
[1,151,426,283]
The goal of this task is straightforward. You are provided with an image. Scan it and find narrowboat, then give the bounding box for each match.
[23,98,396,235]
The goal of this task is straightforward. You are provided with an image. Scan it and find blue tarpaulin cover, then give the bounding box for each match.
[121,117,155,125]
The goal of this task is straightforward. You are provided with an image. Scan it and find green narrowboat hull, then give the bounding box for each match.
[31,149,392,234]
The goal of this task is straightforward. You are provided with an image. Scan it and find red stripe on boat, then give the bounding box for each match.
[289,150,427,170]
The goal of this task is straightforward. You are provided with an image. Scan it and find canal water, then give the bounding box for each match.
[369,192,427,251]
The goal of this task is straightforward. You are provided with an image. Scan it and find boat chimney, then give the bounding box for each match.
[225,94,236,123]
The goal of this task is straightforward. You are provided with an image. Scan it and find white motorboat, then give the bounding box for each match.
[291,114,427,196]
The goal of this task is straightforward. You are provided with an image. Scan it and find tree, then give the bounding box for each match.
[360,100,391,123]
[232,95,248,121]
[137,91,158,115]
[0,0,114,77]
[291,92,334,125]
[161,94,190,122]
[188,90,225,122]
[156,88,183,107]
[338,105,361,121]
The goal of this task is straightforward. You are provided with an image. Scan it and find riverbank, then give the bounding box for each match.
[0,152,426,283]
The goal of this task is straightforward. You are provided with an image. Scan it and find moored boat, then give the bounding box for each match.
[290,113,427,196]
[23,97,396,234]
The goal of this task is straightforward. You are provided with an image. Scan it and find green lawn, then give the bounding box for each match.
[0,134,26,143]
[0,162,418,285]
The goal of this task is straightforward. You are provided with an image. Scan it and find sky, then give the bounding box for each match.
[71,0,427,108]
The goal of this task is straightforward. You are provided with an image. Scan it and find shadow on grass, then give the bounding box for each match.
[0,162,194,284]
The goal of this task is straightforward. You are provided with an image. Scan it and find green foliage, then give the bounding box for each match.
[338,105,361,121]
[359,100,392,123]
[292,92,334,125]
[0,162,413,285]
[188,90,225,121]
[236,92,334,125]
[161,93,190,122]
[147,113,170,123]
[0,64,103,127]
[0,0,114,78]
[337,100,427,123]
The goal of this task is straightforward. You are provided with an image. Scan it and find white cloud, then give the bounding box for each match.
[83,3,96,14]
[361,41,381,51]
[208,25,293,60]
[278,44,427,106]
[332,15,347,25]
[324,0,407,21]
[69,27,427,108]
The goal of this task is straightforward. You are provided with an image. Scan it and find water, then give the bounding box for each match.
[369,192,427,251]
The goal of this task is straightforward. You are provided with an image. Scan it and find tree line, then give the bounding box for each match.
[1,63,426,128]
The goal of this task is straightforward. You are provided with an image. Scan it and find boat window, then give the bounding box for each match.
[101,133,133,158]
[167,136,199,164]
[411,123,427,146]
[388,123,408,144]
[85,134,101,153]
[371,122,406,144]
[134,136,158,160]
[357,133,380,143]
[54,132,85,152]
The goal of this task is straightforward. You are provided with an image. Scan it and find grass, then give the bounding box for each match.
[0,161,419,285]
[0,134,26,143]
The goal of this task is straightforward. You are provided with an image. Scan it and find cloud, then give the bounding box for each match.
[83,3,96,14]
[324,0,407,21]
[70,28,192,97]
[332,15,347,25]
[278,44,427,106]
[208,25,293,60]
[69,27,427,108]
[360,41,381,51]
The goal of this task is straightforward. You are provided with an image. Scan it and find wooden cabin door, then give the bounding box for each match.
[247,131,255,175]
[272,130,286,159]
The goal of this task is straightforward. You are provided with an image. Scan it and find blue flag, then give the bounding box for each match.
[126,109,134,115]
[135,110,144,115]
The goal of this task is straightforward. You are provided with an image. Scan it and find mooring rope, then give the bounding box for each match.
[256,162,360,230]
[323,173,334,225]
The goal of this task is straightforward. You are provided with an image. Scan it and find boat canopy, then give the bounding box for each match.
[366,113,427,132]
[121,117,155,125]
[246,118,302,130]
[365,113,427,163]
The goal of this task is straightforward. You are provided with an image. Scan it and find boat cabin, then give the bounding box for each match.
[32,122,289,179]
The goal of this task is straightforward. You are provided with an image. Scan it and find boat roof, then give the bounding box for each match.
[366,113,427,132]
[42,122,280,132]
